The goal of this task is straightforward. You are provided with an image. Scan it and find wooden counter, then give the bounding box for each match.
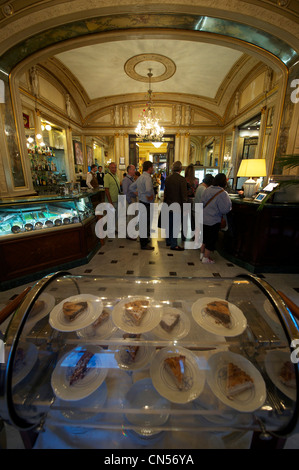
[217,197,299,273]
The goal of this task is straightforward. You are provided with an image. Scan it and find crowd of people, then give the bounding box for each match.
[86,161,232,263]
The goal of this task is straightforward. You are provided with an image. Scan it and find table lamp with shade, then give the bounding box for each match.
[237,158,267,198]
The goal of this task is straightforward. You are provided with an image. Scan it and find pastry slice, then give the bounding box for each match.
[124,299,149,326]
[279,361,296,389]
[63,301,88,322]
[92,309,109,329]
[205,300,231,328]
[125,345,140,361]
[160,312,180,333]
[122,333,141,361]
[164,355,186,390]
[69,351,94,386]
[226,362,254,398]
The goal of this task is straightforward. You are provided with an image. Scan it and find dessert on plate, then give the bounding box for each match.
[69,350,94,386]
[226,362,254,398]
[92,309,109,329]
[122,333,141,361]
[164,355,186,390]
[160,312,180,332]
[204,300,231,328]
[63,301,88,322]
[279,361,296,389]
[124,299,149,326]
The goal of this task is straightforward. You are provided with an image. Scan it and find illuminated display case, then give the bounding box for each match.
[0,272,298,449]
[0,194,93,237]
[0,195,100,288]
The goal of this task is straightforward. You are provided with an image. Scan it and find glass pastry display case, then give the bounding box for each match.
[0,195,100,290]
[0,272,298,449]
[0,194,94,237]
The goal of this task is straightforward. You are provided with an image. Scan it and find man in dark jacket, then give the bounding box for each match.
[163,161,188,251]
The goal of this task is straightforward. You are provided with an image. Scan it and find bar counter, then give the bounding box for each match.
[217,196,299,273]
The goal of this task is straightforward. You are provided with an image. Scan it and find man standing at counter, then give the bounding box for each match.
[122,164,137,240]
[86,164,99,190]
[130,160,155,250]
[104,162,121,234]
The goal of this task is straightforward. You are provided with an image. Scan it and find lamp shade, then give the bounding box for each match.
[237,159,267,177]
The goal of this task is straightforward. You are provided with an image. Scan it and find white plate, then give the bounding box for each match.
[207,351,266,412]
[150,346,206,404]
[191,297,247,337]
[49,294,103,332]
[124,378,170,432]
[25,292,56,330]
[57,381,108,421]
[12,342,38,387]
[115,336,155,371]
[111,296,162,334]
[193,385,237,426]
[51,345,107,401]
[265,350,296,401]
[77,308,117,340]
[152,307,190,340]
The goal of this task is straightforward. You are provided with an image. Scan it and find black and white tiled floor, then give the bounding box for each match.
[1,233,299,449]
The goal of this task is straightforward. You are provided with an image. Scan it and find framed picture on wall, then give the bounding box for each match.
[73,140,83,165]
[87,145,93,166]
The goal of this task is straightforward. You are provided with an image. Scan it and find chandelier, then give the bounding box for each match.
[135,68,165,142]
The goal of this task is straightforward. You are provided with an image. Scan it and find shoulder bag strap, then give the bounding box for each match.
[108,172,121,194]
[203,189,224,208]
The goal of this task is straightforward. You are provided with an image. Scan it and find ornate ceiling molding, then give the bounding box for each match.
[124,53,176,82]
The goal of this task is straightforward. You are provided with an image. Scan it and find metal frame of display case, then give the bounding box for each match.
[0,271,298,449]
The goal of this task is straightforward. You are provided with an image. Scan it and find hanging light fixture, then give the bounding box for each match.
[135,68,165,142]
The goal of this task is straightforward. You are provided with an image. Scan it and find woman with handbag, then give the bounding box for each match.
[200,173,232,264]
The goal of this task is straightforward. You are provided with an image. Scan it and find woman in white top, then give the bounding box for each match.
[200,173,232,264]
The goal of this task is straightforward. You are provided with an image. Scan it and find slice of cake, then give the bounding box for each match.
[63,301,88,322]
[92,309,109,329]
[160,312,180,333]
[122,333,141,361]
[125,345,140,361]
[124,299,149,326]
[279,361,296,389]
[226,362,254,398]
[205,300,231,328]
[69,351,94,386]
[164,355,186,390]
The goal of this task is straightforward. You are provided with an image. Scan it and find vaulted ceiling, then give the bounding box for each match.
[2,1,298,128]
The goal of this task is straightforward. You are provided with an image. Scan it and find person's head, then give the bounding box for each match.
[172,161,182,173]
[98,166,102,172]
[91,164,97,173]
[127,164,135,177]
[214,173,227,188]
[143,160,153,173]
[185,164,195,180]
[134,171,140,180]
[203,174,215,186]
[109,162,117,174]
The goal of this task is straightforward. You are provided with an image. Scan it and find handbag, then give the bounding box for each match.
[220,216,227,230]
